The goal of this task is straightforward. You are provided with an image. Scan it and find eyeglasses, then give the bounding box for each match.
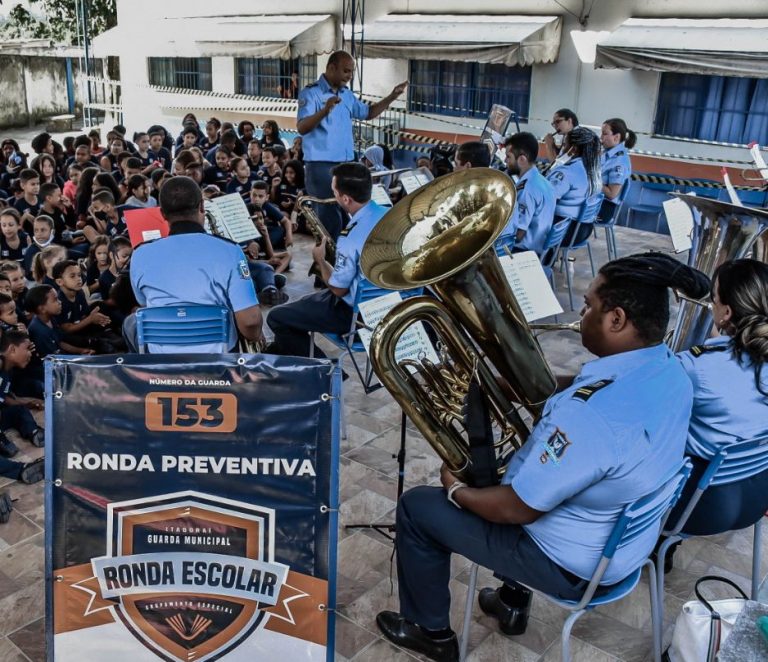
[551,118,565,127]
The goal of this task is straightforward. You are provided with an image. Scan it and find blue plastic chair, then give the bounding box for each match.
[559,194,604,311]
[460,460,692,662]
[624,173,681,233]
[655,437,768,637]
[539,218,571,290]
[135,305,230,354]
[594,179,630,261]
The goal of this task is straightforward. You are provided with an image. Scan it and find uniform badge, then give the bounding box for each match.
[614,165,624,176]
[551,171,564,182]
[238,260,251,279]
[298,98,307,108]
[539,427,571,465]
[334,254,347,270]
[518,202,528,215]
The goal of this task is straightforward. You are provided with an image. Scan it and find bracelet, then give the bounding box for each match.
[446,481,467,509]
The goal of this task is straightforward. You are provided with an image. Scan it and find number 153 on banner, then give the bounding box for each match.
[145,392,237,433]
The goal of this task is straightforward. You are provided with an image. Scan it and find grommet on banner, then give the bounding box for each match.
[54,391,63,399]
[321,393,334,402]
[318,604,327,612]
[237,357,246,365]
[54,479,62,487]
[115,357,124,364]
[55,575,64,582]
[319,504,338,513]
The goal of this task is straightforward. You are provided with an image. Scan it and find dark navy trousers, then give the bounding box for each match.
[304,161,346,241]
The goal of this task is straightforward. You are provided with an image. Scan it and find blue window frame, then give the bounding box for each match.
[148,57,212,91]
[236,57,317,98]
[655,72,768,145]
[408,60,531,120]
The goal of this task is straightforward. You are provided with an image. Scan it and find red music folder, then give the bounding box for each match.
[124,207,169,247]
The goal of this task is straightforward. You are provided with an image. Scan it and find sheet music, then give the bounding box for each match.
[498,251,563,322]
[357,292,439,373]
[205,194,260,242]
[663,198,694,253]
[721,167,743,207]
[399,168,433,195]
[371,184,393,207]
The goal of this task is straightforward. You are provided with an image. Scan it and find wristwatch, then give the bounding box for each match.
[446,481,467,509]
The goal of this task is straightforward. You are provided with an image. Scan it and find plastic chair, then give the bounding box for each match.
[539,218,571,289]
[135,305,230,354]
[594,179,630,261]
[624,173,679,233]
[655,437,768,636]
[559,194,604,311]
[459,460,692,662]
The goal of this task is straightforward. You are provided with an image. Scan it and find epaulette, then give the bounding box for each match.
[615,150,626,157]
[689,344,728,357]
[339,221,357,237]
[516,180,527,192]
[572,379,614,402]
[306,82,318,88]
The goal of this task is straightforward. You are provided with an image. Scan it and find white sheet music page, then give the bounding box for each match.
[663,198,694,253]
[498,251,563,322]
[209,194,260,242]
[371,184,393,207]
[399,168,433,194]
[357,292,439,373]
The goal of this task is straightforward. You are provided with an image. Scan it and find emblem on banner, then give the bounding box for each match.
[90,491,291,662]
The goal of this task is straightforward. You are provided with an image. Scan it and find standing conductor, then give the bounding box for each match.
[297,50,407,239]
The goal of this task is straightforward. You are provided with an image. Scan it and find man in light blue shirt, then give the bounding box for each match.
[498,132,555,256]
[267,163,387,358]
[297,51,406,239]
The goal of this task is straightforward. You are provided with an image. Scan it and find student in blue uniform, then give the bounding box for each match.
[267,163,386,358]
[497,132,555,256]
[600,118,635,202]
[297,50,407,239]
[128,176,263,353]
[375,253,710,661]
[666,259,768,542]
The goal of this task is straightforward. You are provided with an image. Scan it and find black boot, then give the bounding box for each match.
[376,611,459,662]
[478,583,532,636]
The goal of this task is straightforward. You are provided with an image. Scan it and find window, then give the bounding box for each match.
[236,57,317,98]
[408,60,531,120]
[148,57,212,91]
[655,72,768,146]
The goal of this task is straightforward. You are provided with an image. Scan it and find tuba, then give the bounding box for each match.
[296,195,338,277]
[360,168,557,483]
[668,194,768,352]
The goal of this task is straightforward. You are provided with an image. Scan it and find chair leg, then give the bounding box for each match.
[337,353,348,441]
[655,535,681,634]
[460,564,480,662]
[752,518,763,600]
[561,610,585,662]
[587,243,596,277]
[645,559,662,662]
[563,251,575,311]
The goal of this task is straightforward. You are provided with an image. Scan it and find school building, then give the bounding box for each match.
[92,0,768,184]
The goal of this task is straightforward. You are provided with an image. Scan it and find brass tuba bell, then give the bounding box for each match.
[360,168,557,483]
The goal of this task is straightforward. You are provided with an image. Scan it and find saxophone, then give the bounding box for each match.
[297,195,338,278]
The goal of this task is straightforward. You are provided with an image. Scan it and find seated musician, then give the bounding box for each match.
[662,259,768,568]
[375,253,709,662]
[266,162,388,358]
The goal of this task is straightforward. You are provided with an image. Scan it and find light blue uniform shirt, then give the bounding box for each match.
[328,200,388,306]
[499,167,556,256]
[298,75,370,162]
[601,143,632,188]
[131,223,258,353]
[546,158,591,219]
[502,343,692,584]
[678,336,768,459]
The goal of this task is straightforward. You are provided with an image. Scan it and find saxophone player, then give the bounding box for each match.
[266,163,387,358]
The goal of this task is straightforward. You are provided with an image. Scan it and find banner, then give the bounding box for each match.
[45,354,341,662]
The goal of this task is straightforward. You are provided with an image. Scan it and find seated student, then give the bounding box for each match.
[98,236,132,302]
[246,139,262,171]
[148,130,172,171]
[238,120,256,145]
[267,163,387,358]
[0,452,43,486]
[87,129,102,156]
[175,125,200,157]
[202,147,232,189]
[0,330,45,451]
[174,114,204,149]
[277,160,305,216]
[226,157,258,203]
[31,244,67,288]
[134,132,158,174]
[248,181,292,250]
[0,273,12,298]
[453,141,491,170]
[1,261,29,322]
[123,174,157,208]
[0,293,26,334]
[255,146,282,201]
[497,132,556,257]
[199,117,221,153]
[53,260,123,354]
[26,284,93,358]
[0,208,31,263]
[31,153,64,189]
[205,129,242,165]
[259,120,282,149]
[13,169,41,233]
[84,236,110,295]
[99,137,126,174]
[24,215,55,279]
[85,190,127,243]
[39,183,76,245]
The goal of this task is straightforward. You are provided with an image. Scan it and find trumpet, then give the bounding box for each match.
[297,195,338,278]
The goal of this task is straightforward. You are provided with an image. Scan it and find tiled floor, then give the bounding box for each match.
[1,222,765,661]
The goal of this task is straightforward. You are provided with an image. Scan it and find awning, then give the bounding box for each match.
[595,18,768,78]
[93,14,336,59]
[346,14,562,66]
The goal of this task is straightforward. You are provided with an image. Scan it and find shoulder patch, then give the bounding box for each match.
[572,379,614,402]
[339,221,357,237]
[306,82,318,88]
[550,171,564,183]
[516,180,527,192]
[690,344,729,357]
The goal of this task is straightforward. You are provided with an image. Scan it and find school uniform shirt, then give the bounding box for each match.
[57,289,90,326]
[148,148,172,171]
[546,157,590,219]
[329,201,388,307]
[277,183,301,211]
[0,231,29,262]
[29,316,62,358]
[199,137,219,153]
[98,270,117,301]
[130,220,259,353]
[247,201,284,227]
[601,143,632,189]
[499,168,556,256]
[678,336,768,459]
[13,197,40,219]
[298,74,370,162]
[104,213,127,239]
[226,176,258,203]
[202,166,229,189]
[255,166,281,187]
[502,343,692,584]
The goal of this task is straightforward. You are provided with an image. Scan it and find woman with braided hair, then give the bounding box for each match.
[662,259,768,547]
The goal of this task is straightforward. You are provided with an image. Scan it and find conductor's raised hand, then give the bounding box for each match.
[391,81,409,97]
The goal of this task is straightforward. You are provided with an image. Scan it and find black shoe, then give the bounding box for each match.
[478,585,532,636]
[274,273,287,289]
[376,611,458,662]
[0,492,11,523]
[19,458,44,484]
[0,434,19,458]
[30,428,45,448]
